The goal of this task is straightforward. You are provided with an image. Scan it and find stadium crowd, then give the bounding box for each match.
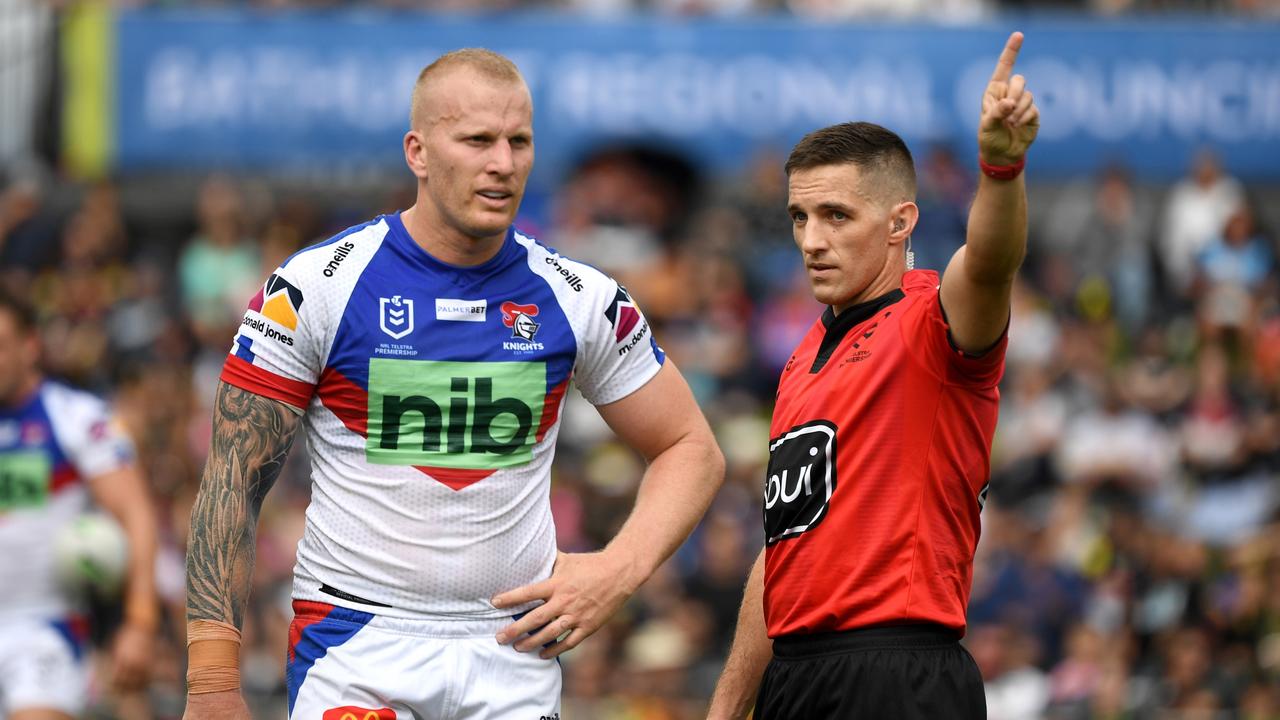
[0,136,1278,718]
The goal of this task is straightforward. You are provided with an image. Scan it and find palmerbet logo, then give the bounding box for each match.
[366,359,546,469]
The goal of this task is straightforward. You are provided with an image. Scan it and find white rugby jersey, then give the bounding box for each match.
[222,213,665,619]
[0,381,135,621]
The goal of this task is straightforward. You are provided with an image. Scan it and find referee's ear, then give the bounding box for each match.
[888,201,919,246]
[404,130,429,180]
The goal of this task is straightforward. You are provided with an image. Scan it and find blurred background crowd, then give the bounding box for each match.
[3,0,1280,718]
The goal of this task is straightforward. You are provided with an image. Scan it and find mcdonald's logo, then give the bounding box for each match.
[322,706,396,720]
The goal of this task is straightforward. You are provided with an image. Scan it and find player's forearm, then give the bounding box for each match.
[709,550,771,719]
[185,383,298,629]
[603,431,724,589]
[118,492,160,629]
[962,172,1028,286]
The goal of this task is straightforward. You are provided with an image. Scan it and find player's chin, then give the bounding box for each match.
[465,211,515,238]
[808,282,841,307]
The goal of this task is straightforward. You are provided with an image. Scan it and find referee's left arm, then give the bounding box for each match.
[708,549,771,719]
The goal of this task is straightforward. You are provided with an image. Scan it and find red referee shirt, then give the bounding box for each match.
[763,269,1006,637]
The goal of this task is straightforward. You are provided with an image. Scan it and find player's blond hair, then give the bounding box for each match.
[409,49,525,130]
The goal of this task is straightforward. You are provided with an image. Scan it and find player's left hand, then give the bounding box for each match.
[979,31,1040,166]
[110,620,154,691]
[492,550,639,659]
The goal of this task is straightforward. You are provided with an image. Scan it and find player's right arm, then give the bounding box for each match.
[708,549,772,719]
[182,382,299,719]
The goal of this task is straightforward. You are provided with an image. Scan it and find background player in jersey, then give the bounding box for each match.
[182,49,724,719]
[707,32,1040,719]
[0,290,159,720]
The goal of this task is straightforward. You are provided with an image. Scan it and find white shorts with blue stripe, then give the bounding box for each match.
[286,600,561,720]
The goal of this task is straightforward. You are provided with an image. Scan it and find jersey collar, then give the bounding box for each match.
[812,289,905,373]
[386,212,520,277]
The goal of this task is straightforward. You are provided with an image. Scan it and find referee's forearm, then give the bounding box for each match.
[962,173,1028,285]
[709,550,772,719]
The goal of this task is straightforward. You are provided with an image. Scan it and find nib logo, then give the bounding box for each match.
[380,295,415,340]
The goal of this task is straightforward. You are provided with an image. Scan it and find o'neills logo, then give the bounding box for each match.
[242,316,294,346]
[323,241,355,277]
[544,256,584,292]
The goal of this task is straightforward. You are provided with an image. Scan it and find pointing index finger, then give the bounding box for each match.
[990,31,1024,83]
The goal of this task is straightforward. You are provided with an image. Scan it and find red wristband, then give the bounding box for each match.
[979,156,1026,180]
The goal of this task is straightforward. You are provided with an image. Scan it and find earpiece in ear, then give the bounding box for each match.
[894,219,905,232]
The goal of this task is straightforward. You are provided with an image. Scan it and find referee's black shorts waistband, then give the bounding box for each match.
[772,623,962,658]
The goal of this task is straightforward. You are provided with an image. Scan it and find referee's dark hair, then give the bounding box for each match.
[0,286,37,335]
[785,121,917,204]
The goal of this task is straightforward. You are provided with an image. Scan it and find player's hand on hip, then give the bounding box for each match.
[492,550,638,659]
[182,689,252,719]
[110,621,154,691]
[978,31,1040,165]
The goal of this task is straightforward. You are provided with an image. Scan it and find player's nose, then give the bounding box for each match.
[796,225,827,255]
[486,139,516,177]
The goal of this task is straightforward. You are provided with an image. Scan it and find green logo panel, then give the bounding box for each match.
[0,451,52,510]
[366,359,547,469]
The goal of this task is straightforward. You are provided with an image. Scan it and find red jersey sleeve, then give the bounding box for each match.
[220,268,320,410]
[899,270,1007,389]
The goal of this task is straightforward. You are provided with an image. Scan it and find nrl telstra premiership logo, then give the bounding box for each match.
[380,295,415,340]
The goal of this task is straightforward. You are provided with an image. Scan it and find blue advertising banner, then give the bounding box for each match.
[113,12,1280,181]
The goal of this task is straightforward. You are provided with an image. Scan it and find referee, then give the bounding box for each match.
[708,32,1040,719]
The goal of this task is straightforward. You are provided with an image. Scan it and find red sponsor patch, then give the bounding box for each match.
[247,286,265,313]
[322,706,396,720]
[603,285,642,342]
[614,305,640,342]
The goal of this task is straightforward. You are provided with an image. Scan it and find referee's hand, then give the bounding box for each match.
[978,31,1040,166]
[492,550,640,659]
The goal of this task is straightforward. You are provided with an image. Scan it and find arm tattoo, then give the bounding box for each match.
[186,382,299,628]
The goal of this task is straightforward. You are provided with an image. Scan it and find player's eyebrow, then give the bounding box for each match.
[815,202,855,215]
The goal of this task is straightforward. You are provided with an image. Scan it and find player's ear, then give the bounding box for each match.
[888,202,919,246]
[404,130,429,180]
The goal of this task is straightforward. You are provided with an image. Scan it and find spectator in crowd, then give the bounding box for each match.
[1160,149,1244,298]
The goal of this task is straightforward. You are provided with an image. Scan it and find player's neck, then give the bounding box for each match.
[0,372,41,410]
[400,206,506,267]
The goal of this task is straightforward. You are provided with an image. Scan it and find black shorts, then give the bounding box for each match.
[754,624,985,720]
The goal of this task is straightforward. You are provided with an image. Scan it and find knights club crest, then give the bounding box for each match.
[500,301,540,341]
[379,295,415,340]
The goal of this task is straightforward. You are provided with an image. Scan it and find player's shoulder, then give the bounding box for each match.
[275,215,394,283]
[511,229,618,302]
[902,269,941,297]
[38,380,108,413]
[37,380,113,435]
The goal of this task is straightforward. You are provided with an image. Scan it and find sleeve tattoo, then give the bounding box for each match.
[186,382,299,628]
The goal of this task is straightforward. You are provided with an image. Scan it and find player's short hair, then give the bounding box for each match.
[0,286,36,335]
[785,122,917,205]
[410,48,525,130]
